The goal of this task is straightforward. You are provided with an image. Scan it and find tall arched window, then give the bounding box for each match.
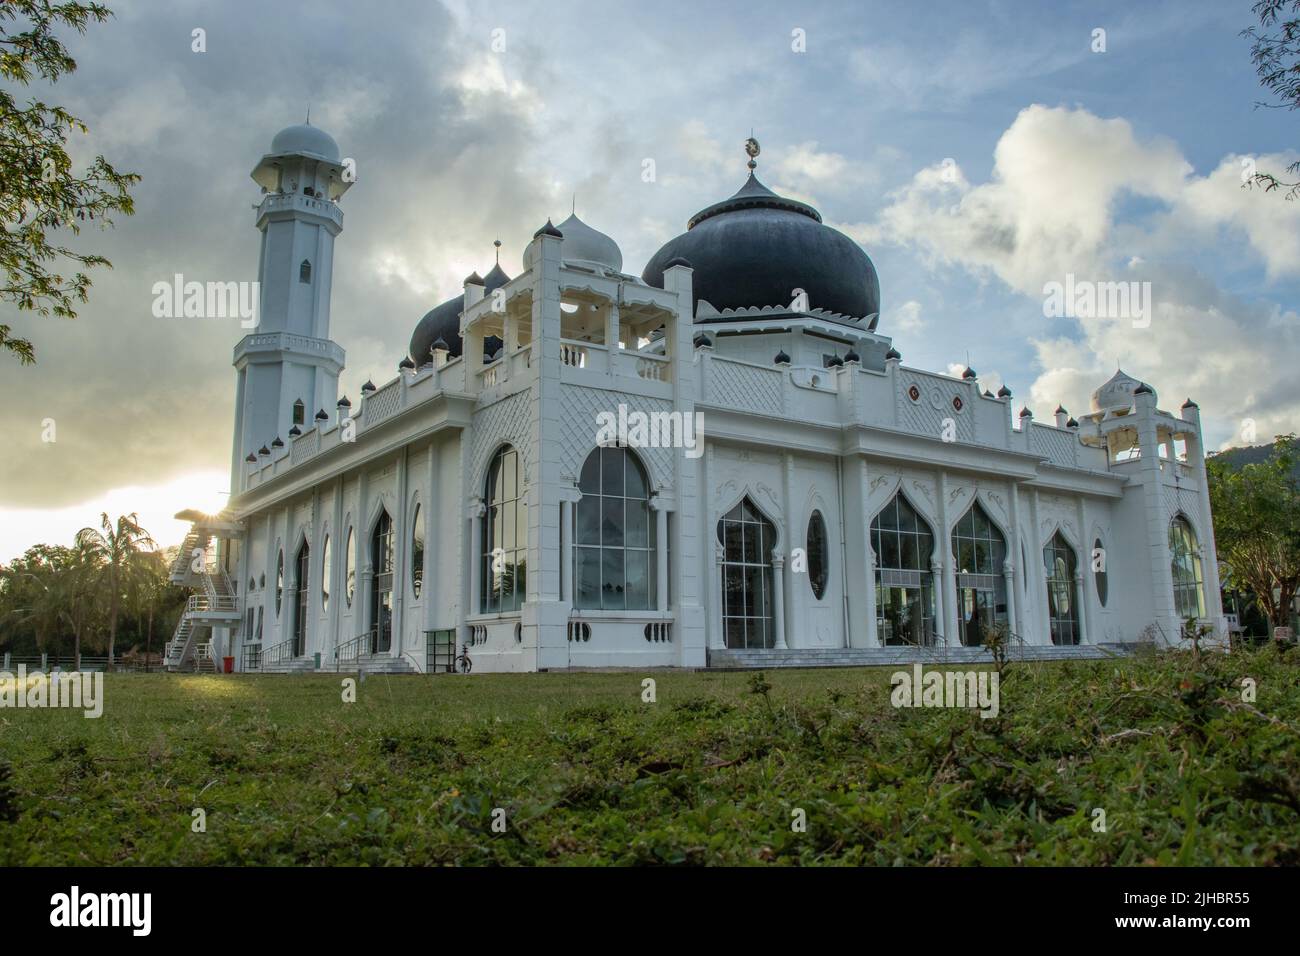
[1044,532,1080,645]
[807,510,829,601]
[1093,537,1108,608]
[575,447,655,610]
[275,550,284,615]
[872,493,936,646]
[344,526,355,607]
[951,501,1007,647]
[321,534,331,612]
[718,498,776,649]
[294,541,310,656]
[371,511,394,652]
[482,446,526,613]
[1169,516,1205,619]
[411,503,425,599]
[292,399,305,426]
[299,259,312,283]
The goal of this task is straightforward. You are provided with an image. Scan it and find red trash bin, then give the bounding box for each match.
[222,656,235,674]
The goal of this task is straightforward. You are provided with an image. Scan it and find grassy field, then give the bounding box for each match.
[1,647,1297,865]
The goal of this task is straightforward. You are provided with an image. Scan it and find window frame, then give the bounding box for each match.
[574,446,656,611]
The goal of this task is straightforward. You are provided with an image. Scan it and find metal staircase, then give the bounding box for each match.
[164,527,242,672]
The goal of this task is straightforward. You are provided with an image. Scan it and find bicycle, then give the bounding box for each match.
[455,643,473,674]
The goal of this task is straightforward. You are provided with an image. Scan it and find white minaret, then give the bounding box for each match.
[231,120,352,491]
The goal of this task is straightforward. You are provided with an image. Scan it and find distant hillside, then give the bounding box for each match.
[1209,443,1300,480]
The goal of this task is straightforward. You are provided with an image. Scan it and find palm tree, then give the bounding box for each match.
[75,512,156,667]
[127,550,170,672]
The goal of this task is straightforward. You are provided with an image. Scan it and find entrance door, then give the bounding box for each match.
[957,586,995,647]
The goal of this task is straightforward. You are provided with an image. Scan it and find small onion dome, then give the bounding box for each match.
[533,219,563,240]
[844,349,861,364]
[1182,398,1198,408]
[337,395,352,408]
[258,445,270,456]
[997,385,1012,398]
[315,408,329,422]
[1066,417,1079,428]
[774,349,791,365]
[463,271,485,286]
[827,354,844,368]
[288,425,301,437]
[1134,383,1153,395]
[885,347,901,361]
[245,453,257,463]
[399,356,415,370]
[962,366,977,380]
[1055,404,1067,414]
[664,256,693,270]
[432,336,449,352]
[1019,407,1032,418]
[271,436,284,448]
[983,389,994,398]
[693,332,713,349]
[555,212,623,272]
[362,380,376,393]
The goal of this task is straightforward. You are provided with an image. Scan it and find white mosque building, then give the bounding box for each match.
[166,122,1226,673]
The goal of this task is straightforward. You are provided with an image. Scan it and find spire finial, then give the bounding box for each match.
[305,105,310,125]
[571,193,576,216]
[494,238,501,264]
[744,134,760,171]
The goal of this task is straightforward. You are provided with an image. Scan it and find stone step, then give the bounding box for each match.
[707,644,1127,669]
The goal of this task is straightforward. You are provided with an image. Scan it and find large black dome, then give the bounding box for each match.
[641,172,879,322]
[409,263,508,362]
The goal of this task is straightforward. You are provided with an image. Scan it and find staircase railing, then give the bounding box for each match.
[258,638,296,672]
[334,628,378,671]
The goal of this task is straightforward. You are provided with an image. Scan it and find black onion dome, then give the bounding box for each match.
[641,171,880,323]
[409,262,509,362]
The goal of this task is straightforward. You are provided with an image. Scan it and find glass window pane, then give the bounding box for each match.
[601,548,625,609]
[724,521,742,560]
[602,447,624,496]
[625,551,649,609]
[625,500,649,549]
[576,497,600,545]
[575,547,600,608]
[602,496,624,547]
[502,451,517,501]
[625,454,647,498]
[579,451,600,494]
[742,523,759,564]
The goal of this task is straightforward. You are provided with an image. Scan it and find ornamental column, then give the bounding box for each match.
[771,552,787,649]
[654,502,669,613]
[712,545,727,650]
[468,498,485,619]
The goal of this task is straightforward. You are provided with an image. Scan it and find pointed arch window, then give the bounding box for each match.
[1169,516,1205,619]
[482,446,526,613]
[717,498,776,649]
[1044,532,1080,645]
[299,259,312,284]
[575,446,655,610]
[807,510,829,601]
[344,526,355,607]
[321,534,332,612]
[872,493,936,646]
[294,541,310,657]
[275,550,284,615]
[411,503,425,599]
[951,501,1007,646]
[292,399,305,426]
[371,511,394,652]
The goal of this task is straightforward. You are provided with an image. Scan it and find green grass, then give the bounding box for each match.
[1,647,1298,865]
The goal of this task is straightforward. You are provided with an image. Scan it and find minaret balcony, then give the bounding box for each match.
[256,191,344,229]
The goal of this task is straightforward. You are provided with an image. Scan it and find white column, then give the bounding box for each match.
[931,558,946,648]
[655,504,668,613]
[469,501,484,618]
[1003,565,1017,640]
[1074,571,1089,645]
[605,302,621,376]
[711,545,726,650]
[771,552,787,649]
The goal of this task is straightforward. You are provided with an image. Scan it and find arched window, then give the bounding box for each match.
[344,526,355,607]
[1044,532,1080,645]
[299,259,312,283]
[807,510,828,600]
[575,447,655,610]
[292,399,305,426]
[1093,537,1108,607]
[321,534,331,612]
[872,493,936,646]
[1169,516,1205,619]
[256,606,263,642]
[482,446,526,613]
[411,503,425,599]
[294,541,310,656]
[275,550,284,615]
[371,511,394,652]
[718,498,776,649]
[951,501,1007,647]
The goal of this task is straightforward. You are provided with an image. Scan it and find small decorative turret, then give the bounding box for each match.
[1055,405,1069,428]
[885,347,901,362]
[361,380,376,394]
[693,333,713,350]
[258,445,270,457]
[399,356,415,371]
[962,366,977,380]
[288,425,301,437]
[271,435,284,448]
[844,348,861,365]
[774,349,791,366]
[245,452,257,463]
[315,408,329,422]
[997,384,1012,399]
[826,354,844,368]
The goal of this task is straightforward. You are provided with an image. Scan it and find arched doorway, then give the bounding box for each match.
[371,511,394,653]
[293,540,310,657]
[717,497,776,649]
[951,501,1007,646]
[1043,532,1080,645]
[872,492,936,646]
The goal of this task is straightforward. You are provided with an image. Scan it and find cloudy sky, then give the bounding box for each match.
[0,0,1297,561]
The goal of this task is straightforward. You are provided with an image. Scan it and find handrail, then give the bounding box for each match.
[259,638,296,671]
[242,642,262,671]
[334,628,378,671]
